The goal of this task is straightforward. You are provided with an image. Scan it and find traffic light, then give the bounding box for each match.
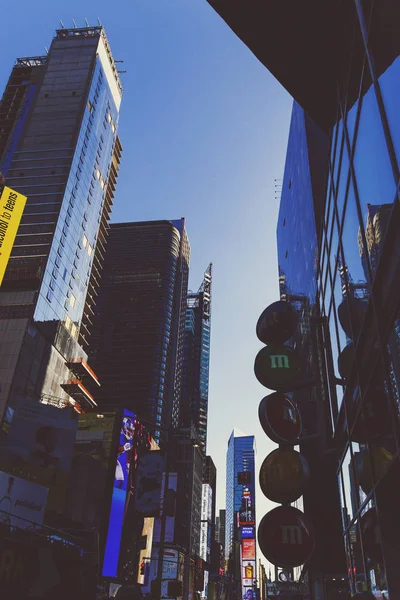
[140,562,145,575]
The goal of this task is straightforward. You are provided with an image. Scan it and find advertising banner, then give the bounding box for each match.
[238,489,255,526]
[0,186,27,285]
[242,539,256,560]
[102,408,160,579]
[0,397,78,514]
[153,472,178,543]
[135,451,164,516]
[102,408,136,578]
[0,471,48,529]
[137,517,155,585]
[200,521,208,561]
[241,527,255,539]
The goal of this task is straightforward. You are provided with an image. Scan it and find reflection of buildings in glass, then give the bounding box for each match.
[358,203,392,279]
[0,26,122,419]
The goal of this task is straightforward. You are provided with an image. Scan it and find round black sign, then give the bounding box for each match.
[259,448,310,504]
[254,345,302,392]
[338,342,355,381]
[258,506,315,568]
[258,393,302,444]
[256,302,297,345]
[360,508,383,565]
[338,296,367,341]
[354,446,393,496]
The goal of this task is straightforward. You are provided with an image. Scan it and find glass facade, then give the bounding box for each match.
[180,264,212,449]
[225,431,256,559]
[316,3,400,597]
[0,26,122,418]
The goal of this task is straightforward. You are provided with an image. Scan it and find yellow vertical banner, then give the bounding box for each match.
[0,186,27,285]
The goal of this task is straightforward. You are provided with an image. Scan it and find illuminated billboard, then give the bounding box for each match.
[102,408,160,579]
[238,488,255,526]
[0,186,27,285]
[242,539,256,560]
[241,527,255,539]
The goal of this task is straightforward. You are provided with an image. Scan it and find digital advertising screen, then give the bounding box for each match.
[241,527,255,539]
[102,408,160,579]
[242,539,256,560]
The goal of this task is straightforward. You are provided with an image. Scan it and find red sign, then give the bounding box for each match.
[258,506,315,567]
[256,302,297,345]
[258,393,302,444]
[254,346,302,392]
[259,448,309,504]
[242,539,256,560]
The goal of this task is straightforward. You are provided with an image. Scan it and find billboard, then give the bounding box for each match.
[238,488,255,526]
[137,517,155,585]
[0,186,27,285]
[0,397,78,514]
[102,408,136,578]
[65,411,117,529]
[241,527,255,539]
[0,471,48,529]
[102,408,160,579]
[242,539,256,560]
[153,472,178,543]
[200,521,208,561]
[135,451,164,516]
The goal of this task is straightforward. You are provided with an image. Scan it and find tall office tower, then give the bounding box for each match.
[180,264,212,448]
[226,430,256,599]
[0,26,122,419]
[90,219,190,447]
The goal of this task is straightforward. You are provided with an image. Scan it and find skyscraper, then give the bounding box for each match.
[0,25,122,418]
[90,219,190,446]
[180,264,212,448]
[226,430,256,598]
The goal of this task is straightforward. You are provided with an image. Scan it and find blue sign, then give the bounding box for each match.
[102,408,136,578]
[241,527,255,539]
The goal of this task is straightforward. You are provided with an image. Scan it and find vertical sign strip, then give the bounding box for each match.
[0,186,27,285]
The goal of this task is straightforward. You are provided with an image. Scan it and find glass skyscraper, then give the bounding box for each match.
[225,429,256,560]
[0,26,122,417]
[180,263,212,448]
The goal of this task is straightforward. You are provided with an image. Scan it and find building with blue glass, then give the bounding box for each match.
[207,0,400,598]
[180,263,212,449]
[226,430,256,598]
[0,25,122,418]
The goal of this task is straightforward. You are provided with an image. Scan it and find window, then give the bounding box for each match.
[83,235,88,249]
[46,290,53,303]
[65,315,72,332]
[88,244,93,257]
[69,294,76,309]
[96,168,101,180]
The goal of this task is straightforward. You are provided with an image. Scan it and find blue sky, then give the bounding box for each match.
[0,0,292,523]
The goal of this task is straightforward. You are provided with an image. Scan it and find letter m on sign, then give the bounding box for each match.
[281,525,303,545]
[270,354,290,369]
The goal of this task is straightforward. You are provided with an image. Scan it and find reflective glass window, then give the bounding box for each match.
[353,84,396,273]
[380,55,400,169]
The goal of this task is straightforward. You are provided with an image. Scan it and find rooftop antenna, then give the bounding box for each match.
[72,19,77,28]
[44,47,49,55]
[84,17,89,27]
[97,17,102,27]
[60,20,65,29]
